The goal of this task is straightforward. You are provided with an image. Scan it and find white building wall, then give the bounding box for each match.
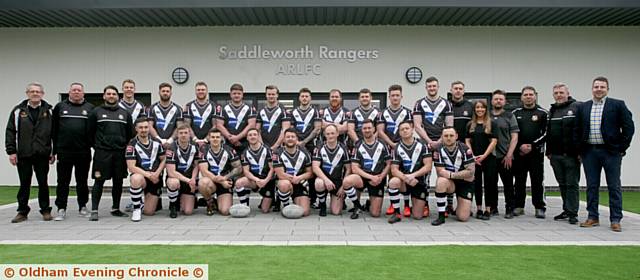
[0,26,638,186]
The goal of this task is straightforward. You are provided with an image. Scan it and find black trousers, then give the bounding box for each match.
[514,152,546,210]
[495,157,515,211]
[474,155,498,209]
[55,154,91,210]
[16,155,51,214]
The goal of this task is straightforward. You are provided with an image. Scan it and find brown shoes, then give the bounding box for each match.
[611,223,622,232]
[579,219,600,228]
[11,213,27,223]
[42,211,53,221]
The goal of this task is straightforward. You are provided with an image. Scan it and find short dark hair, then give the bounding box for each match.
[593,76,609,89]
[230,83,244,92]
[299,87,311,95]
[492,89,506,97]
[195,81,208,89]
[443,126,457,132]
[451,81,465,88]
[265,85,279,94]
[103,85,118,94]
[399,120,413,128]
[329,89,342,96]
[122,79,135,87]
[388,84,402,93]
[521,86,537,95]
[425,76,439,84]
[70,82,84,89]
[362,119,376,130]
[359,88,371,95]
[247,127,259,134]
[284,128,299,137]
[159,82,172,91]
[134,116,149,126]
[208,128,221,135]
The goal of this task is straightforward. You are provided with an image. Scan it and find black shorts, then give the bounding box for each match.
[454,179,474,201]
[178,181,198,196]
[292,182,310,198]
[364,177,386,198]
[143,178,163,196]
[92,149,127,180]
[215,180,234,196]
[409,182,429,201]
[327,179,344,196]
[256,179,277,199]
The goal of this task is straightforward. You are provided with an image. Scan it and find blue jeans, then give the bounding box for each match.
[581,145,623,223]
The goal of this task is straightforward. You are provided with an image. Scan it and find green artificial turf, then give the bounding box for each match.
[546,191,640,214]
[0,186,76,206]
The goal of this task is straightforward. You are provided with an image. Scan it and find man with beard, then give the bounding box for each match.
[87,85,133,221]
[289,88,322,210]
[198,128,243,216]
[257,85,290,150]
[321,89,350,145]
[273,128,314,217]
[490,90,519,219]
[149,83,184,148]
[413,76,454,148]
[166,124,201,217]
[126,118,166,222]
[52,82,94,220]
[348,88,379,146]
[235,128,276,212]
[348,120,392,218]
[388,121,432,224]
[184,81,216,146]
[431,127,475,226]
[216,83,257,155]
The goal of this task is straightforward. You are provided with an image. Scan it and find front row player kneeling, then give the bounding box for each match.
[232,128,277,216]
[388,121,432,224]
[126,118,167,222]
[274,128,314,218]
[431,127,475,226]
[312,124,362,218]
[165,124,200,218]
[198,128,243,216]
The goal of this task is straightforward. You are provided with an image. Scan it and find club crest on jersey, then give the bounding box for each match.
[119,114,124,120]
[532,115,538,121]
[82,110,88,115]
[463,111,469,116]
[567,110,573,116]
[63,110,68,114]
[126,146,134,153]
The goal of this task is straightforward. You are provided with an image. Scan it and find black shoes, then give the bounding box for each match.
[169,204,178,219]
[319,206,327,217]
[388,214,401,224]
[568,216,578,225]
[110,209,129,217]
[554,212,569,220]
[350,208,361,219]
[431,217,445,226]
[504,210,514,219]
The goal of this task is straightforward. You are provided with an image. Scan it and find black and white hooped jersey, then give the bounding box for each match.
[257,104,290,148]
[392,139,431,178]
[312,143,350,182]
[348,106,380,136]
[184,100,215,140]
[125,137,165,172]
[432,142,475,173]
[148,102,183,139]
[166,141,200,177]
[215,102,257,136]
[289,106,321,144]
[377,105,413,143]
[199,144,240,176]
[241,143,272,179]
[273,147,312,177]
[351,139,391,175]
[413,97,453,140]
[118,99,146,122]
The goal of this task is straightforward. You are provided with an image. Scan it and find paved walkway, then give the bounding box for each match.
[1,195,639,246]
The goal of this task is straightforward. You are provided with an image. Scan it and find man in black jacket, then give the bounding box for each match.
[512,86,548,218]
[52,82,95,221]
[5,82,54,223]
[87,85,133,221]
[546,83,580,225]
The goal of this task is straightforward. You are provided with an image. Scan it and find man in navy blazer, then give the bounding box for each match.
[574,76,634,232]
